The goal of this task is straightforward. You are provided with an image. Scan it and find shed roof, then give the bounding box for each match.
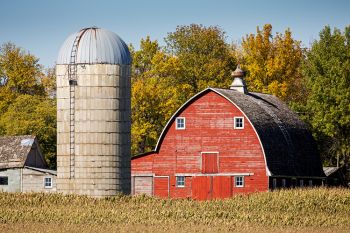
[25,166,57,175]
[57,27,131,65]
[0,135,36,169]
[323,167,341,176]
[138,87,325,178]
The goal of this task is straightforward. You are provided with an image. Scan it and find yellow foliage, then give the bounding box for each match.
[239,24,304,102]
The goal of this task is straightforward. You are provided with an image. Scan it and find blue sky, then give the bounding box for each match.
[0,0,349,68]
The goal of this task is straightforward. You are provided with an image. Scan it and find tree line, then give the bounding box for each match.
[0,24,349,169]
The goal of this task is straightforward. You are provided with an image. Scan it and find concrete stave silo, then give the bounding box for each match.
[56,27,131,197]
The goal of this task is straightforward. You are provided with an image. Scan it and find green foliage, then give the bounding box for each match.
[238,24,304,102]
[165,24,236,96]
[0,188,349,232]
[131,25,236,154]
[0,42,56,168]
[300,26,350,166]
[0,95,56,168]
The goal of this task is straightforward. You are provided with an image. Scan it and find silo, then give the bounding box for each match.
[56,27,131,197]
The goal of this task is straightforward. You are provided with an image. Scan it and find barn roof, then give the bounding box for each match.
[140,87,325,178]
[212,88,325,177]
[0,135,37,169]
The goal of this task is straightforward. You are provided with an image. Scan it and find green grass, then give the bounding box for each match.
[0,188,349,232]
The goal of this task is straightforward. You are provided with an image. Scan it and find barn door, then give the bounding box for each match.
[192,176,212,200]
[154,176,169,198]
[202,153,218,173]
[133,176,153,196]
[212,176,232,199]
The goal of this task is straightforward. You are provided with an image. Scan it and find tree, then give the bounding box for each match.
[0,42,57,168]
[238,24,304,102]
[0,95,56,168]
[130,25,236,155]
[0,42,45,97]
[301,26,350,167]
[165,24,236,98]
[131,76,190,154]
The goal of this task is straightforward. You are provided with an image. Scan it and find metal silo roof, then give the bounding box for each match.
[56,27,131,65]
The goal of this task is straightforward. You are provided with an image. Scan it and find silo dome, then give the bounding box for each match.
[56,27,131,65]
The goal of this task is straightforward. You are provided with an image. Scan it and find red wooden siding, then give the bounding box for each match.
[131,90,269,199]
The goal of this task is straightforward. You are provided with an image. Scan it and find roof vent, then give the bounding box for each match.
[230,65,248,94]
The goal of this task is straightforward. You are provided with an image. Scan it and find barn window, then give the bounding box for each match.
[299,179,304,187]
[44,177,52,188]
[235,176,244,187]
[234,117,244,129]
[176,176,185,187]
[308,180,313,187]
[0,176,8,185]
[176,117,185,130]
[272,178,277,189]
[282,179,286,188]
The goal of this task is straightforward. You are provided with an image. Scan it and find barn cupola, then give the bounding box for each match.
[230,65,248,94]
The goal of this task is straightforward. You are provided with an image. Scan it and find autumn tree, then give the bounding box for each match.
[300,26,350,167]
[238,24,304,102]
[130,25,237,154]
[165,24,236,99]
[0,95,56,168]
[0,42,56,168]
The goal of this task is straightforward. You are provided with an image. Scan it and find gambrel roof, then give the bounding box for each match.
[137,87,325,178]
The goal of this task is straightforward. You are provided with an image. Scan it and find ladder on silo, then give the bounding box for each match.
[68,34,81,179]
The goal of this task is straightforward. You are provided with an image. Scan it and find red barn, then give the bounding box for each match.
[131,67,325,200]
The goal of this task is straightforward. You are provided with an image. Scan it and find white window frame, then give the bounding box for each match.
[300,179,304,187]
[176,176,185,187]
[234,176,244,187]
[175,117,186,130]
[234,117,244,129]
[44,177,53,189]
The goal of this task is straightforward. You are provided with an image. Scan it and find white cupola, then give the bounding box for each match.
[230,65,247,94]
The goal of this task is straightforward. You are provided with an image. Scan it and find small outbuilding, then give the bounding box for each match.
[131,67,326,200]
[0,135,56,193]
[323,166,348,187]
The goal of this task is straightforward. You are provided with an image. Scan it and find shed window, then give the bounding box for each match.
[0,176,8,185]
[176,117,185,130]
[44,177,52,188]
[234,117,244,129]
[235,176,244,187]
[176,176,185,187]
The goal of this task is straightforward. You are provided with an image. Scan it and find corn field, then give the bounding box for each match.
[0,188,349,232]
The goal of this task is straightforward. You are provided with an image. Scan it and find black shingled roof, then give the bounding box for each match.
[213,88,325,177]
